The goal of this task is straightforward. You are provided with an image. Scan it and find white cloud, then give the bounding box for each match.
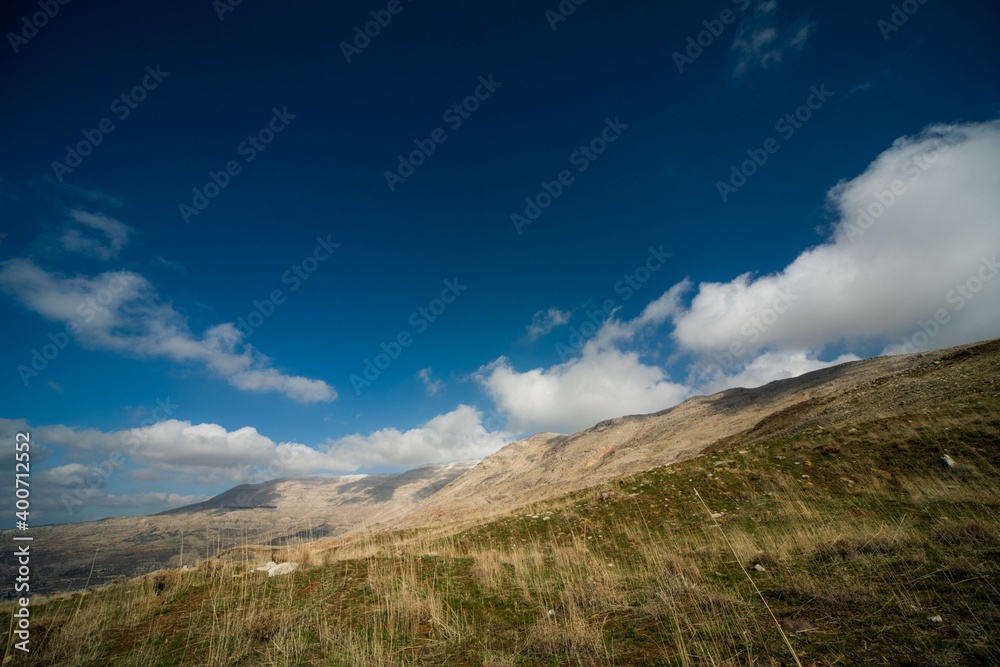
[19,405,511,487]
[30,419,300,483]
[152,255,187,273]
[417,367,444,395]
[477,282,692,434]
[525,307,572,341]
[699,350,861,394]
[0,259,335,402]
[476,121,1000,436]
[38,463,104,488]
[324,405,512,471]
[477,351,689,435]
[671,120,1000,357]
[732,1,812,77]
[61,210,132,259]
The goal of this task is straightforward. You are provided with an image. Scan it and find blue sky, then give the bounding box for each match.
[1,0,999,524]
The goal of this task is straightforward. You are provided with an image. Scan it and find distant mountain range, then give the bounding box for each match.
[0,464,474,594]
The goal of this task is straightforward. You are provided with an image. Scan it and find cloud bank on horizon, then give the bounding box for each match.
[5,119,999,523]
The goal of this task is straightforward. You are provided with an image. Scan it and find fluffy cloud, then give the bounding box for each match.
[17,405,511,485]
[477,121,1000,436]
[323,405,512,471]
[0,259,335,402]
[732,1,811,77]
[477,283,692,434]
[698,349,861,394]
[38,463,107,488]
[29,419,307,482]
[672,120,1000,357]
[525,307,572,341]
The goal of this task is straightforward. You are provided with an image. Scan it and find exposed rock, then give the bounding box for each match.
[753,563,766,572]
[255,561,300,577]
[940,454,957,470]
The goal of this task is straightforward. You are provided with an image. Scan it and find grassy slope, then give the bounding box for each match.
[4,349,999,666]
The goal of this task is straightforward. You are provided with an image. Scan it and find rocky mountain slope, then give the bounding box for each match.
[0,464,473,594]
[8,338,998,666]
[4,338,998,595]
[389,338,999,529]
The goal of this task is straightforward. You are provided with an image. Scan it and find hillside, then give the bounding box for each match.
[2,338,998,665]
[380,339,998,531]
[0,464,473,595]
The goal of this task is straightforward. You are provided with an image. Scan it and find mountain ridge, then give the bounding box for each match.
[4,338,998,594]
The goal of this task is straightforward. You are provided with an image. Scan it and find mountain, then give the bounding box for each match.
[0,464,473,595]
[378,338,1000,530]
[4,338,998,597]
[8,337,998,666]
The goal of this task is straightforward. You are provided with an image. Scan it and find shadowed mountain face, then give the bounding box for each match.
[0,464,474,595]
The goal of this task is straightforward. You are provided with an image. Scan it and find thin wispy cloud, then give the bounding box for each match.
[0,259,336,402]
[43,179,125,207]
[417,367,444,395]
[731,1,813,78]
[847,81,875,98]
[524,307,571,341]
[151,255,188,274]
[60,210,133,260]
